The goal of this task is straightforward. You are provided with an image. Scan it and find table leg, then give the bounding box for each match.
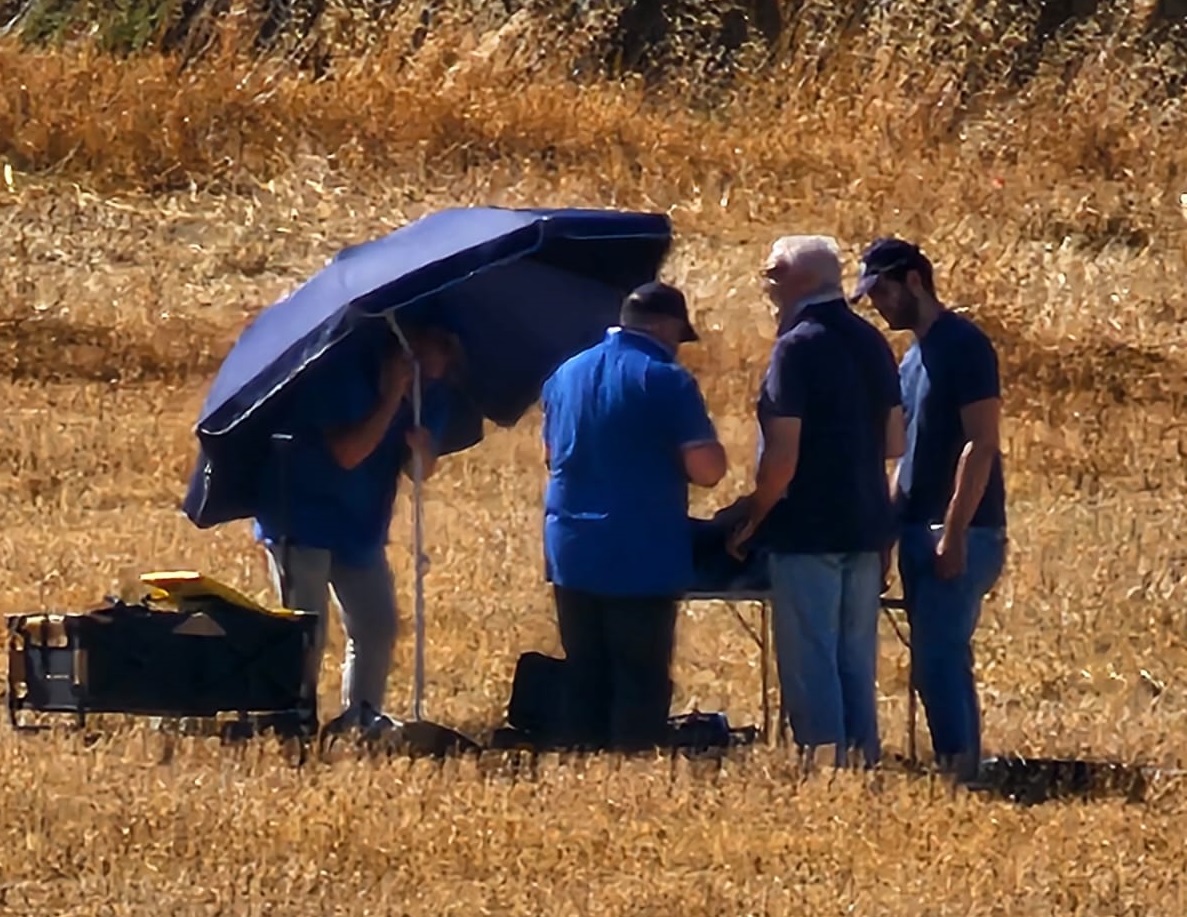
[761,600,773,746]
[907,662,918,764]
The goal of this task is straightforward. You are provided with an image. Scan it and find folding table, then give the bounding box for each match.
[681,591,910,750]
[682,590,777,743]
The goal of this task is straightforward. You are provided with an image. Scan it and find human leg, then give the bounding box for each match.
[264,542,332,694]
[554,586,612,749]
[767,552,845,763]
[602,595,678,752]
[837,551,884,767]
[330,552,399,717]
[899,525,1006,774]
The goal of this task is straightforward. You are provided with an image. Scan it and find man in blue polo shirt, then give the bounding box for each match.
[727,235,905,770]
[541,280,727,752]
[253,325,460,738]
[851,237,1007,782]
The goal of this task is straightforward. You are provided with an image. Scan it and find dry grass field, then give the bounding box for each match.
[2,0,1187,913]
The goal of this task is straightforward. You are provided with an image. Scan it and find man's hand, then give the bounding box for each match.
[723,416,799,562]
[325,356,410,471]
[938,396,1000,570]
[380,352,414,405]
[934,528,966,580]
[726,516,758,561]
[405,425,432,455]
[404,425,438,480]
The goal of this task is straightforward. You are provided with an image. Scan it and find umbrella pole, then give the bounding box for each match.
[385,314,480,757]
[410,359,426,722]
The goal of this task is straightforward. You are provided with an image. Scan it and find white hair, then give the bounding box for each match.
[767,235,844,291]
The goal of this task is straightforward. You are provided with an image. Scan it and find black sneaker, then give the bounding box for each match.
[322,704,364,736]
[358,702,402,741]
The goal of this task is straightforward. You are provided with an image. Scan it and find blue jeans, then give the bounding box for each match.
[767,551,883,765]
[898,525,1006,767]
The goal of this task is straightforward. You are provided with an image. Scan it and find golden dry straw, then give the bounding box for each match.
[0,1,1186,913]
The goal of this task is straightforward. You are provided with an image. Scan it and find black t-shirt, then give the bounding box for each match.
[896,310,1007,529]
[755,299,902,554]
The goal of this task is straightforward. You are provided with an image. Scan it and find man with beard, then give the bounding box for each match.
[727,235,904,770]
[850,237,1007,783]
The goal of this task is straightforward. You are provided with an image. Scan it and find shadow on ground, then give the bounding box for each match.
[5,707,1182,807]
[964,754,1178,806]
[0,313,230,385]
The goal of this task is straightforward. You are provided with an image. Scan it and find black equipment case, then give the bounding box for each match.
[6,571,319,739]
[492,650,758,752]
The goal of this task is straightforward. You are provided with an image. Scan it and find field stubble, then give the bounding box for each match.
[2,2,1187,914]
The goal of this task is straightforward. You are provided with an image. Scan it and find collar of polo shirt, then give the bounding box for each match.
[779,285,846,334]
[610,325,677,360]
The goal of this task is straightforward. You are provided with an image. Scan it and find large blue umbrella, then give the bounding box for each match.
[182,205,673,530]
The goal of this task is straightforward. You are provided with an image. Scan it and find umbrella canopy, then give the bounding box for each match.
[183,206,673,529]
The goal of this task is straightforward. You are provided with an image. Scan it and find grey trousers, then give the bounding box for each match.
[264,543,398,712]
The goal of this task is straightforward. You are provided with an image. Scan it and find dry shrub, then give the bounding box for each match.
[0,2,1186,914]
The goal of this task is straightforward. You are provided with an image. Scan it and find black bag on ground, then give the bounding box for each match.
[505,651,569,741]
[501,651,755,751]
[667,711,734,749]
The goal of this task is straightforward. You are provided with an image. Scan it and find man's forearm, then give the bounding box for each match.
[747,452,796,524]
[405,442,440,481]
[943,441,995,533]
[327,391,404,470]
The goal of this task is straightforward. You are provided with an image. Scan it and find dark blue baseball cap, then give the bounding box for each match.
[621,280,699,343]
[849,237,933,302]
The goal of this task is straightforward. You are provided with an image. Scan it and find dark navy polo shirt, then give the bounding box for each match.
[252,360,452,569]
[754,298,902,555]
[896,310,1007,530]
[541,328,719,597]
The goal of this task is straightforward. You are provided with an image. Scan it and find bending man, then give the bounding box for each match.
[541,281,727,752]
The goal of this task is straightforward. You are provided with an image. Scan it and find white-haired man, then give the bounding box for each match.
[727,235,905,768]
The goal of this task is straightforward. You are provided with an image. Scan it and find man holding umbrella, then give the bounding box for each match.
[252,325,461,737]
[541,280,728,753]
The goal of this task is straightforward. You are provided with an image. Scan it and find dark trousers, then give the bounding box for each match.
[553,585,678,752]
